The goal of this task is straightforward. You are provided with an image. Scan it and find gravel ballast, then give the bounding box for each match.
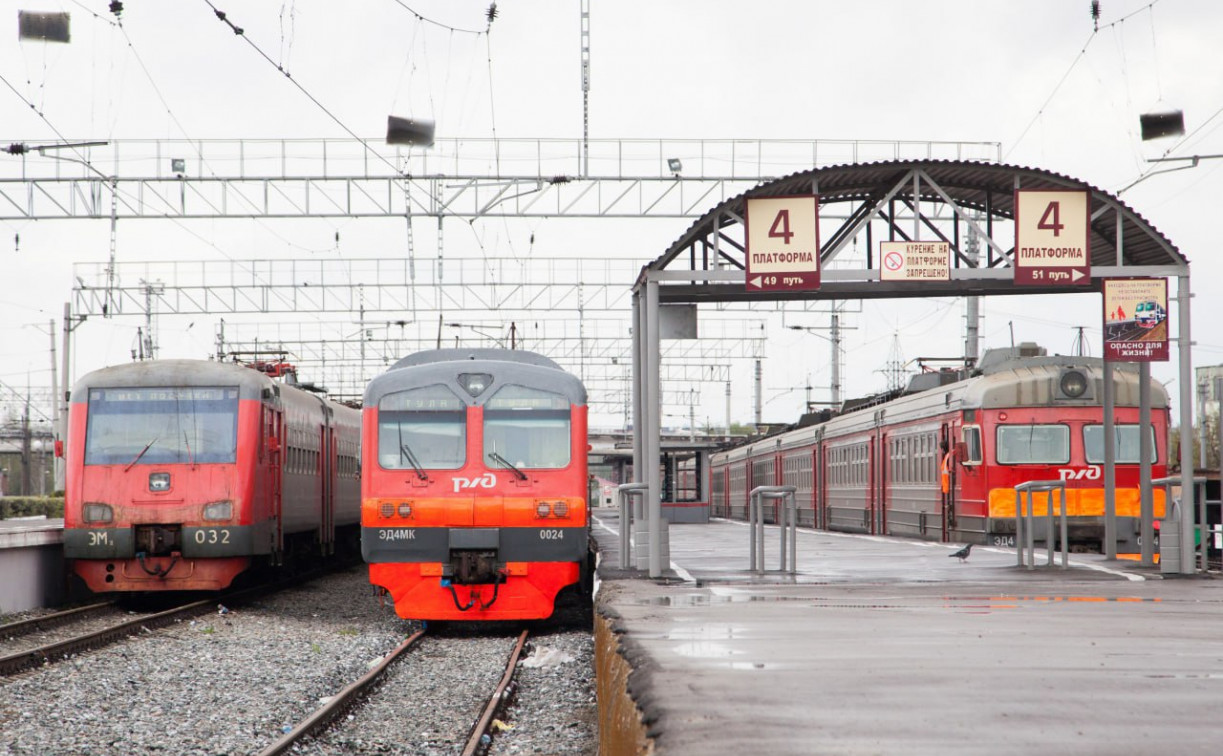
[0,568,598,756]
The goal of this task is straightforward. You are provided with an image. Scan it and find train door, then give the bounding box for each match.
[323,420,336,555]
[318,409,335,555]
[262,400,284,561]
[877,429,889,535]
[940,423,954,542]
[813,446,822,530]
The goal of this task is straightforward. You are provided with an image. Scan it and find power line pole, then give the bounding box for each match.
[964,219,981,365]
[580,0,591,177]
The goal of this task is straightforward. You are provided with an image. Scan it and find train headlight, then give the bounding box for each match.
[552,501,569,517]
[203,501,233,521]
[380,502,394,519]
[82,503,113,523]
[535,501,552,518]
[149,472,171,492]
[1059,369,1089,399]
[397,502,413,518]
[458,372,493,397]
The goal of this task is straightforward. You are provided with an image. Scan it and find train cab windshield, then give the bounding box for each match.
[83,387,239,465]
[483,385,571,469]
[995,424,1070,465]
[378,385,467,470]
[1083,424,1158,464]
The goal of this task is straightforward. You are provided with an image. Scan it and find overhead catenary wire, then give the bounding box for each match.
[1005,0,1164,161]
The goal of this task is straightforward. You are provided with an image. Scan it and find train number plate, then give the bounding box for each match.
[539,529,565,540]
[991,534,1016,548]
[193,528,232,545]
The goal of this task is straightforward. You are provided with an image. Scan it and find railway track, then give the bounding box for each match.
[0,564,349,678]
[0,601,116,640]
[0,598,219,677]
[258,628,531,756]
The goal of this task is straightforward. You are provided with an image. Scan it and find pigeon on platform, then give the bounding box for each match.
[949,544,972,562]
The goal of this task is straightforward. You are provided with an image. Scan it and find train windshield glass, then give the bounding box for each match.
[84,387,239,465]
[995,424,1070,464]
[483,385,571,469]
[378,385,466,470]
[1083,425,1157,464]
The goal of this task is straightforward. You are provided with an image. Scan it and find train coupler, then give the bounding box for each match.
[441,570,507,611]
[136,550,181,578]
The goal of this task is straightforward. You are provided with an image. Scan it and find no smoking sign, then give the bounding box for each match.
[879,241,950,281]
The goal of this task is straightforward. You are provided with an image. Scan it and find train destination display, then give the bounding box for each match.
[745,195,820,291]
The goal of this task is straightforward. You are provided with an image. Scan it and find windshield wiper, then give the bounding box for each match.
[124,437,158,472]
[488,450,527,481]
[398,441,429,481]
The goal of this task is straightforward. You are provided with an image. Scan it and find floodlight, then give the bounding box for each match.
[19,11,70,43]
[667,158,683,175]
[386,116,435,147]
[1140,111,1185,141]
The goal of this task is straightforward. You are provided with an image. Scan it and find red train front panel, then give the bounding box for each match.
[64,381,271,592]
[962,406,1167,549]
[361,352,589,621]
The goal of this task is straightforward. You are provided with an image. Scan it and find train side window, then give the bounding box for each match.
[961,426,982,465]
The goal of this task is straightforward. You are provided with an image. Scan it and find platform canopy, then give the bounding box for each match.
[635,159,1188,301]
[628,159,1195,578]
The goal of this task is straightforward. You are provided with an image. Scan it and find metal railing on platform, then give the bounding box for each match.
[749,485,797,574]
[1152,475,1207,574]
[616,483,648,570]
[1014,480,1068,570]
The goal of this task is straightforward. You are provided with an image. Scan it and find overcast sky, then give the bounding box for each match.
[2,0,1222,430]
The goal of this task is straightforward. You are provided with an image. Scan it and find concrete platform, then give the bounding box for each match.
[0,517,67,614]
[591,509,1223,755]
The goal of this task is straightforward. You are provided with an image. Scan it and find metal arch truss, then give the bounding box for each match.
[0,138,1001,221]
[646,164,1186,303]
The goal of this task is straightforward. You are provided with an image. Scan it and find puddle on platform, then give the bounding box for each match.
[640,592,814,607]
[668,628,783,670]
[937,594,1163,614]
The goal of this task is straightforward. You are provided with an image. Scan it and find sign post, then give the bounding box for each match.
[1014,189,1090,286]
[745,196,820,292]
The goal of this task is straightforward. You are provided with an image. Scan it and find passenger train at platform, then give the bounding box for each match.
[63,359,360,592]
[361,349,592,621]
[709,346,1168,552]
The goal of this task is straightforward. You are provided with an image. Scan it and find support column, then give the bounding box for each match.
[1177,273,1196,574]
[645,278,663,578]
[631,291,643,490]
[1102,360,1117,559]
[1139,362,1153,567]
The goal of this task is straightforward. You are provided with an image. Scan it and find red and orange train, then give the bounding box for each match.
[710,347,1168,552]
[63,359,360,592]
[361,349,592,621]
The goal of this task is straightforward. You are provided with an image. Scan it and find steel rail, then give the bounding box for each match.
[0,601,114,640]
[0,598,215,676]
[461,629,530,756]
[0,568,333,676]
[254,630,427,756]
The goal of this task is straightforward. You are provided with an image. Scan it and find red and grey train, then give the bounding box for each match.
[361,348,591,621]
[63,359,360,592]
[710,348,1168,552]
